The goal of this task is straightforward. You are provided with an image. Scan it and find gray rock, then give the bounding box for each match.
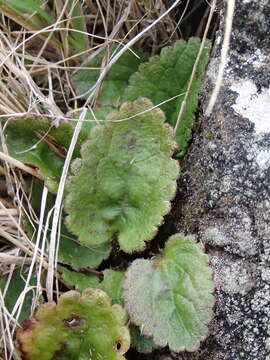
[169,0,270,359]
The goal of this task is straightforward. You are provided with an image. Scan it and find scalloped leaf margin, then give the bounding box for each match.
[65,98,179,253]
[124,38,211,156]
[123,234,215,352]
[16,288,130,360]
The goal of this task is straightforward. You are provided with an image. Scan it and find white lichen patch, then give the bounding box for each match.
[256,150,270,170]
[230,79,270,134]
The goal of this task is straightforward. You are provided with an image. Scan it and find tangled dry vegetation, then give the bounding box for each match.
[0,1,220,359]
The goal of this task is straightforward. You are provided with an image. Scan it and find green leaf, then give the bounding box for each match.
[100,270,125,306]
[59,266,100,292]
[3,117,88,193]
[72,46,148,106]
[58,267,154,353]
[16,289,130,360]
[66,0,88,52]
[124,38,211,156]
[65,98,179,253]
[58,223,111,270]
[130,325,155,354]
[0,0,54,25]
[70,107,113,133]
[123,234,215,352]
[27,179,111,270]
[59,267,124,306]
[0,267,40,323]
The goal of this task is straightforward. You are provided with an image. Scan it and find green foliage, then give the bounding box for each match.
[0,267,39,323]
[59,266,100,292]
[124,38,211,155]
[59,267,155,353]
[124,234,215,352]
[3,117,88,192]
[0,0,88,53]
[28,179,111,270]
[130,325,154,354]
[65,98,179,253]
[16,288,130,360]
[72,46,148,105]
[57,223,111,270]
[59,267,124,306]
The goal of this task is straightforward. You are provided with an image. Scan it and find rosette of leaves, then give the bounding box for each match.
[124,38,211,156]
[71,45,148,106]
[16,288,130,360]
[2,117,88,192]
[65,98,179,253]
[124,234,215,352]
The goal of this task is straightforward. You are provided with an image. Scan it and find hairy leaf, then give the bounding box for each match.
[65,98,179,253]
[124,234,215,352]
[72,46,148,105]
[16,289,130,360]
[124,38,211,156]
[59,267,155,353]
[2,117,88,192]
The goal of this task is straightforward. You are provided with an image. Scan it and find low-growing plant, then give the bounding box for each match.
[1,37,214,360]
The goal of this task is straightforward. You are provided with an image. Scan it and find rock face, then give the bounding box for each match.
[170,1,270,359]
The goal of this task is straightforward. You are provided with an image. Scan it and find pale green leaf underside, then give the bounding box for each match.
[124,234,215,352]
[65,98,179,253]
[16,289,130,360]
[124,38,211,156]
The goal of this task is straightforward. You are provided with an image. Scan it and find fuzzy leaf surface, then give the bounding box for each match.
[124,38,211,155]
[124,234,215,352]
[65,98,179,253]
[72,46,148,105]
[3,117,88,192]
[59,267,154,352]
[16,289,130,360]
